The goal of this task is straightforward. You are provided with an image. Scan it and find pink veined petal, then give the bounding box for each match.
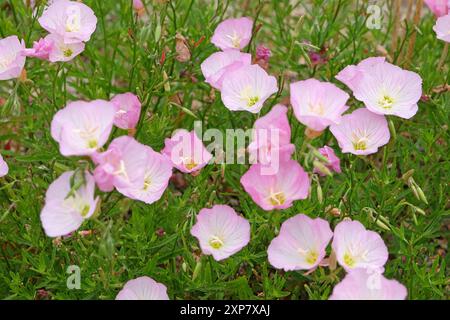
[116,276,169,300]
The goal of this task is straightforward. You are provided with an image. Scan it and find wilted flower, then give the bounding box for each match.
[162,129,212,173]
[201,50,251,90]
[0,155,8,177]
[240,160,310,211]
[329,108,390,156]
[332,220,389,272]
[190,205,250,261]
[434,14,450,42]
[221,64,278,113]
[133,0,145,16]
[38,0,97,44]
[248,104,295,164]
[175,33,191,62]
[111,93,142,130]
[424,0,448,17]
[352,62,422,119]
[22,37,54,60]
[211,17,253,50]
[51,100,116,156]
[0,35,26,81]
[329,268,407,300]
[116,276,169,300]
[40,171,99,237]
[290,79,349,131]
[314,146,341,176]
[335,57,385,91]
[268,214,333,271]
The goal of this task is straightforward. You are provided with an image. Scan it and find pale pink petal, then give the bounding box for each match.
[434,14,450,42]
[0,155,8,177]
[314,146,341,175]
[116,276,169,300]
[335,57,386,91]
[211,17,253,50]
[45,33,85,62]
[424,0,449,17]
[111,93,142,130]
[0,36,26,80]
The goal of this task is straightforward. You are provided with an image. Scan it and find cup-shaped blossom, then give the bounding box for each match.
[111,93,142,130]
[40,171,99,237]
[240,160,310,211]
[38,0,97,44]
[116,276,169,300]
[332,220,389,272]
[221,64,278,113]
[51,100,116,156]
[45,34,85,62]
[200,50,252,90]
[329,108,390,156]
[268,214,333,271]
[434,14,450,43]
[329,268,407,300]
[190,205,250,261]
[335,57,386,91]
[0,36,26,81]
[92,136,148,193]
[116,147,173,204]
[22,37,54,60]
[248,104,295,164]
[0,155,8,177]
[352,62,422,119]
[314,146,341,176]
[161,129,212,173]
[424,0,448,17]
[211,17,253,50]
[290,79,349,131]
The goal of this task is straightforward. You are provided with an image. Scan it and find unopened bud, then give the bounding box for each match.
[313,160,332,177]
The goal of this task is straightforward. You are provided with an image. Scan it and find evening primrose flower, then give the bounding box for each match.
[329,108,390,156]
[335,57,386,91]
[332,220,389,272]
[116,276,169,300]
[40,171,99,237]
[211,17,253,50]
[111,93,142,130]
[268,214,333,271]
[190,205,250,261]
[0,35,26,81]
[240,160,310,211]
[352,62,422,119]
[290,79,349,131]
[51,100,116,156]
[200,50,252,90]
[162,129,212,174]
[329,268,407,300]
[45,34,85,62]
[221,64,278,113]
[38,0,97,44]
[434,14,450,42]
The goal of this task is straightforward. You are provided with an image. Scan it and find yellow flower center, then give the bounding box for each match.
[184,158,197,170]
[343,252,356,267]
[87,140,98,149]
[378,95,394,109]
[209,236,224,249]
[247,96,260,107]
[80,205,90,217]
[143,177,151,191]
[308,103,325,115]
[269,191,286,206]
[63,48,73,57]
[227,31,241,48]
[305,250,319,265]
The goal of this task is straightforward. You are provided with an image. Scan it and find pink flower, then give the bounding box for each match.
[161,129,212,173]
[434,14,450,42]
[314,146,341,176]
[115,147,173,204]
[329,268,407,300]
[200,50,251,90]
[221,64,278,113]
[133,0,144,10]
[111,93,142,130]
[45,34,85,62]
[424,0,449,17]
[332,220,389,272]
[240,160,310,211]
[38,0,97,44]
[116,276,169,300]
[92,136,148,193]
[352,62,422,119]
[268,214,333,271]
[211,17,253,50]
[0,155,8,177]
[51,100,116,156]
[290,79,349,131]
[22,37,54,60]
[329,108,390,156]
[335,57,386,91]
[255,44,271,61]
[248,104,295,164]
[190,205,250,261]
[0,35,26,81]
[40,171,99,237]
